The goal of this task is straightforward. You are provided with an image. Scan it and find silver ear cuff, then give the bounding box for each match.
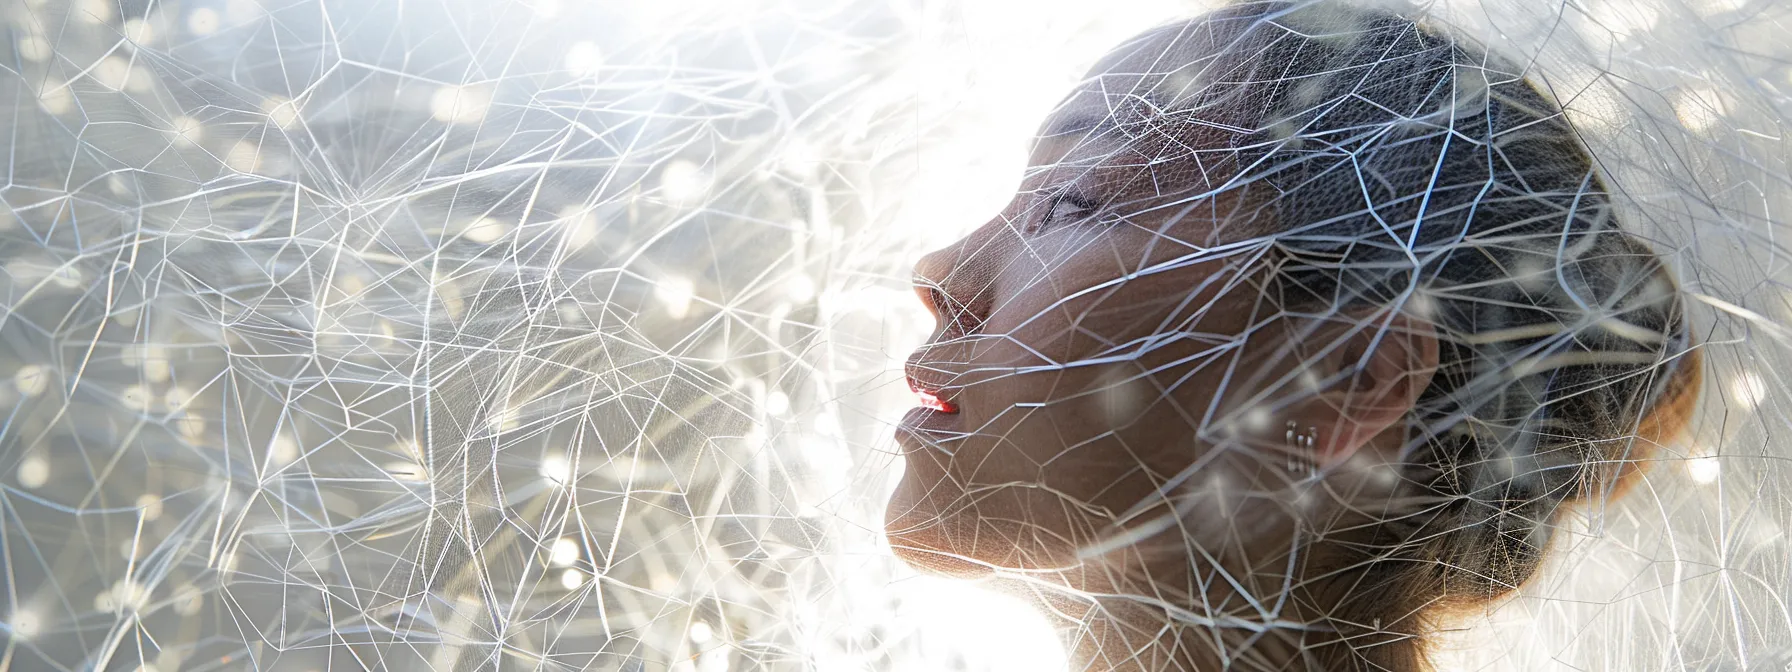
[1284,421,1317,474]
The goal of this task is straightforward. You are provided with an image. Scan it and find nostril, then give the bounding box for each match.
[930,288,980,337]
[914,284,950,321]
[913,251,988,337]
[929,287,950,314]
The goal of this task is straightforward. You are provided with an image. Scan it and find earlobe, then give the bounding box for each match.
[1306,311,1440,468]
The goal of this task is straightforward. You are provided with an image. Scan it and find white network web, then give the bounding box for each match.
[0,0,1785,671]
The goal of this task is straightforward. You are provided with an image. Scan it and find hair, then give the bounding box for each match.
[1102,2,1703,668]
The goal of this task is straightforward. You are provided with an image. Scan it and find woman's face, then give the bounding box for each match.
[885,29,1429,584]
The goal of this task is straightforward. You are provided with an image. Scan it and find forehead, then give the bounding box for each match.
[1033,14,1264,170]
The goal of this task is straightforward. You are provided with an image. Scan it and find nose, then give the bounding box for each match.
[905,220,1007,406]
[912,237,993,340]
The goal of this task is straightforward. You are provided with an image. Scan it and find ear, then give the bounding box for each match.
[1298,308,1439,468]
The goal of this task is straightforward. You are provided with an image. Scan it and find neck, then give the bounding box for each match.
[1042,594,1310,671]
[989,539,1432,670]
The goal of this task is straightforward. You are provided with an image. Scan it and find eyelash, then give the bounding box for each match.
[1037,190,1102,233]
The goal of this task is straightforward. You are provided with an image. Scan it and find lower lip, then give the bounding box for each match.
[895,405,959,451]
[912,387,957,414]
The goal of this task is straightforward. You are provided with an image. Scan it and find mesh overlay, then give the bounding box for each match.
[0,0,1787,671]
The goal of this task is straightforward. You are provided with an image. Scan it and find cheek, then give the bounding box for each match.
[897,360,1326,571]
[951,362,1232,507]
[981,243,1246,365]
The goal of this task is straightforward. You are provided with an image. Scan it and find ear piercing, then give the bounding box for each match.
[1284,421,1317,474]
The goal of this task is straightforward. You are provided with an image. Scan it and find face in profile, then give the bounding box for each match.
[886,7,1437,585]
[883,2,1698,669]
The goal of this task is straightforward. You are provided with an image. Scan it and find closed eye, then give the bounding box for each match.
[1037,189,1102,233]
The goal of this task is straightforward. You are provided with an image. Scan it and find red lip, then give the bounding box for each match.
[909,380,958,414]
[897,375,961,455]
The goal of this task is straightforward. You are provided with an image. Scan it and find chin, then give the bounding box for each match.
[887,538,998,578]
[884,478,997,579]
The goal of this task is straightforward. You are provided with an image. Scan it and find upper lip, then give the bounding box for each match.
[904,352,960,415]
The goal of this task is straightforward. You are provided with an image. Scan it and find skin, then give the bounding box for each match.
[885,16,1442,671]
[882,3,1711,667]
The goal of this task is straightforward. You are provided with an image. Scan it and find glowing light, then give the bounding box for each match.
[1730,371,1768,411]
[187,8,221,35]
[19,34,50,62]
[269,432,300,466]
[549,537,580,567]
[98,579,150,613]
[4,2,1775,670]
[557,300,587,324]
[175,414,207,441]
[7,610,40,639]
[656,276,695,319]
[896,576,1066,672]
[1675,86,1727,132]
[37,79,71,114]
[1299,368,1323,392]
[1242,406,1272,432]
[559,206,599,248]
[226,0,264,24]
[564,41,604,78]
[164,386,194,411]
[172,590,203,616]
[136,494,164,521]
[122,385,151,410]
[225,140,263,172]
[94,56,136,91]
[14,365,49,397]
[1696,0,1748,11]
[764,389,791,415]
[1583,0,1660,39]
[261,96,301,129]
[1688,455,1721,484]
[658,160,712,201]
[143,353,171,383]
[16,455,48,489]
[539,454,574,485]
[75,0,114,24]
[812,411,841,438]
[778,138,820,177]
[462,217,510,244]
[123,18,157,45]
[170,116,204,146]
[1565,83,1627,135]
[430,84,491,124]
[785,273,816,302]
